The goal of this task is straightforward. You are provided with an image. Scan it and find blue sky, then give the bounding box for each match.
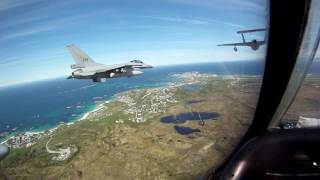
[0,0,269,86]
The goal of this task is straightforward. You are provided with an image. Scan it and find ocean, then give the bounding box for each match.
[0,60,316,141]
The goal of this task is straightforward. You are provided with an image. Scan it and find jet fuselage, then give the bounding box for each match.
[66,44,152,82]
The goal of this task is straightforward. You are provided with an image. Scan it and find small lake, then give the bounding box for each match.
[160,112,220,124]
[174,125,200,135]
[186,99,205,104]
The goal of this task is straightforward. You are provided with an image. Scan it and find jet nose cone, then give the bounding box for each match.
[145,64,153,68]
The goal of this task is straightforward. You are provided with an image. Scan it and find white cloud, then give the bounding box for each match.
[0,10,106,41]
[0,0,41,12]
[165,0,266,11]
[141,15,247,29]
[1,25,55,41]
[94,48,266,66]
[210,19,247,29]
[141,16,208,25]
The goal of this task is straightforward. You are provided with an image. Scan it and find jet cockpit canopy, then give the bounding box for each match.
[130,60,143,63]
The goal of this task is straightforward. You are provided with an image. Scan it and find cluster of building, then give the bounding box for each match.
[171,72,217,83]
[5,132,45,149]
[51,148,72,161]
[46,136,73,161]
[117,87,178,123]
[116,72,218,124]
[115,119,124,123]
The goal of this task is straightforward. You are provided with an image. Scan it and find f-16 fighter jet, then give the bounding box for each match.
[67,44,153,82]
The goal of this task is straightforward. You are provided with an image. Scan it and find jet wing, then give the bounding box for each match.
[96,64,133,73]
[217,42,252,46]
[68,71,96,79]
[237,28,267,34]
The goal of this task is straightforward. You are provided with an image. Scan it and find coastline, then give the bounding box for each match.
[0,100,112,145]
[0,80,168,145]
[0,74,177,145]
[1,73,261,146]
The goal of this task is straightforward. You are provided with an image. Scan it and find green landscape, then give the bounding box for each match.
[0,73,262,180]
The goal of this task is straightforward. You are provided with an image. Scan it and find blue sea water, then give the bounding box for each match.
[0,60,285,141]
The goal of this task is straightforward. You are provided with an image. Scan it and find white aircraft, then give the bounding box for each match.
[217,28,267,52]
[66,44,153,82]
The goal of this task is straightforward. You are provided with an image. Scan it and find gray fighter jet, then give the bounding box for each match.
[66,44,153,82]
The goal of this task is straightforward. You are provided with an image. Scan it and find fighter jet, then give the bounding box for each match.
[217,28,267,52]
[0,144,9,161]
[66,44,153,82]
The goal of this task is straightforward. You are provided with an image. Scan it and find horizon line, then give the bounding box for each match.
[0,59,262,88]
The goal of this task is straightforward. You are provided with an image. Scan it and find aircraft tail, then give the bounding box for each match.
[66,44,98,68]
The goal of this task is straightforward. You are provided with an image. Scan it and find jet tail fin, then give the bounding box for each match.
[66,44,98,68]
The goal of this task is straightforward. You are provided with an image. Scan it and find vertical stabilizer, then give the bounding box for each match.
[66,44,98,67]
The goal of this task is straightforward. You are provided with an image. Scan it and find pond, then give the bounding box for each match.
[160,112,220,124]
[174,125,200,135]
[186,99,205,104]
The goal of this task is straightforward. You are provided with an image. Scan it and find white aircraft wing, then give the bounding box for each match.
[237,28,267,34]
[80,71,97,76]
[68,71,96,79]
[95,64,133,73]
